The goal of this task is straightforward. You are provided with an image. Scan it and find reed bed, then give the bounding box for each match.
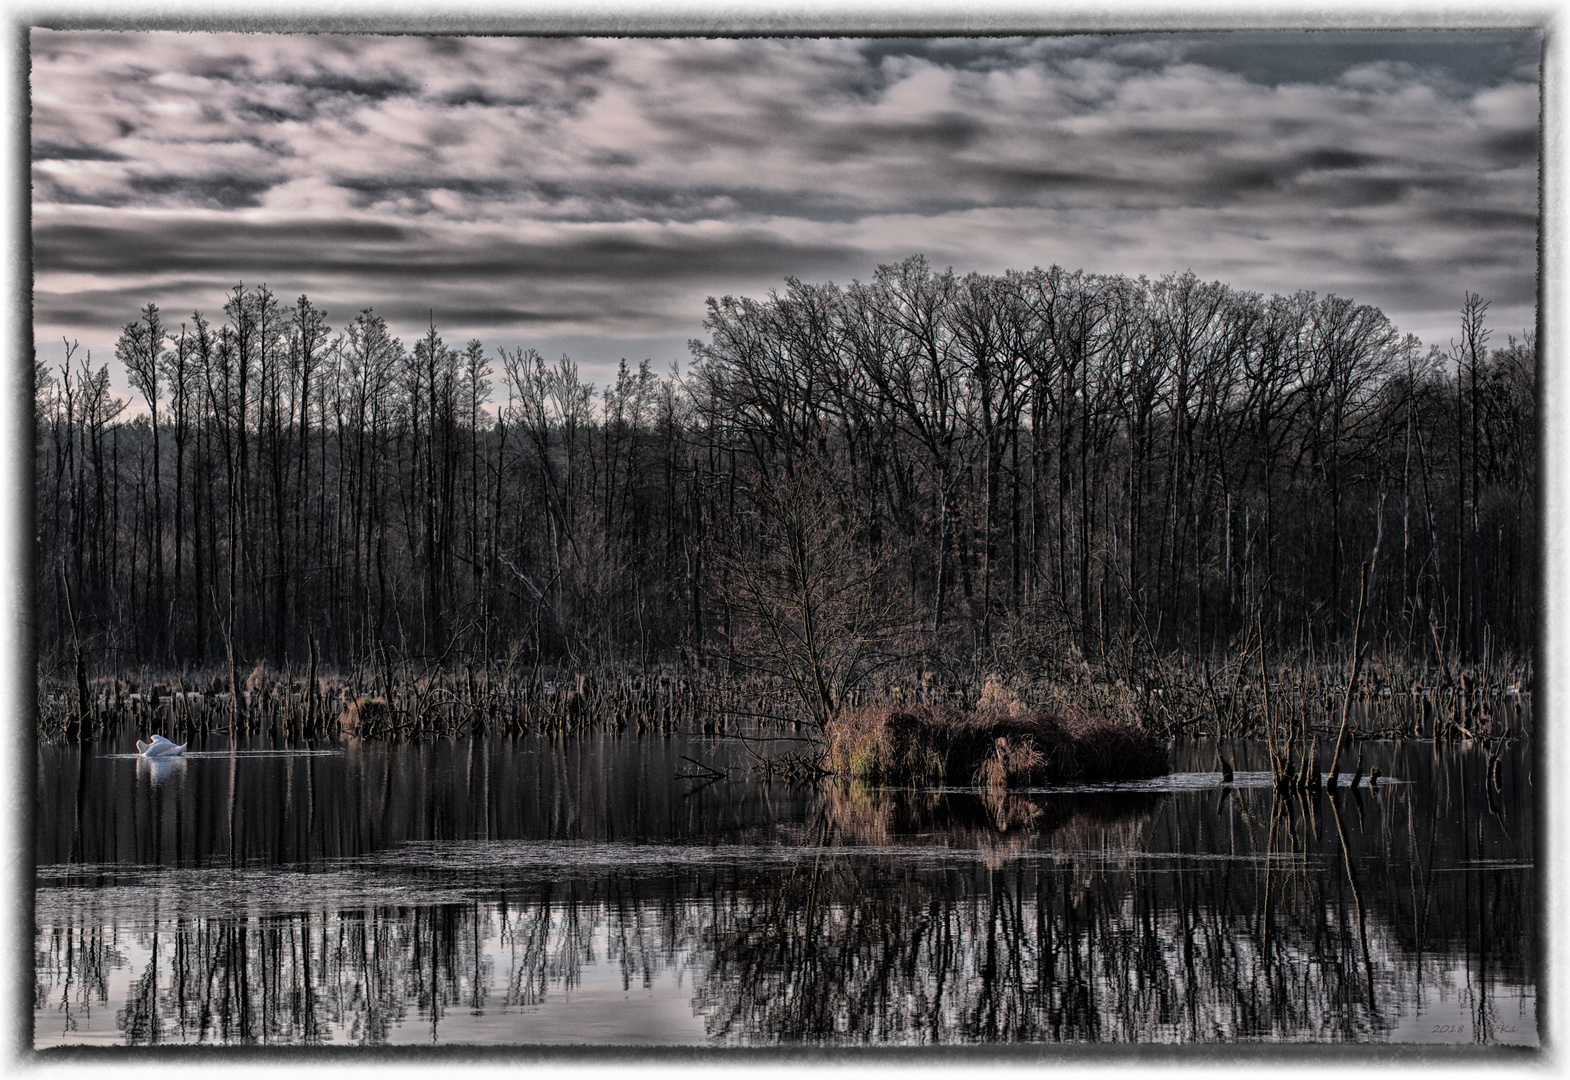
[33,655,825,745]
[823,677,1170,788]
[1106,651,1532,742]
[35,644,1532,764]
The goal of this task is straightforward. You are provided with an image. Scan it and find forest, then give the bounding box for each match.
[34,256,1536,710]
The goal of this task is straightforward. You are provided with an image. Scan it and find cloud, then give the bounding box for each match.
[32,141,126,162]
[32,208,866,343]
[30,28,1540,384]
[126,173,282,209]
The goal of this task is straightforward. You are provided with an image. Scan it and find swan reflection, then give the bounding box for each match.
[136,753,186,785]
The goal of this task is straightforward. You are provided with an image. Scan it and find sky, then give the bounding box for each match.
[30,28,1542,396]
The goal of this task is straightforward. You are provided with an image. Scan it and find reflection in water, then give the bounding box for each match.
[134,754,186,788]
[34,736,1535,1046]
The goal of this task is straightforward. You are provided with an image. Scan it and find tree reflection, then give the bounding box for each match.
[35,741,1534,1046]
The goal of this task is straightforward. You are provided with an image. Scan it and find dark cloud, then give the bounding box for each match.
[280,70,415,100]
[335,176,525,204]
[855,37,1074,75]
[188,53,254,79]
[421,37,467,59]
[235,97,308,124]
[1269,119,1317,140]
[1214,165,1283,196]
[662,46,765,78]
[639,109,777,154]
[33,215,862,289]
[371,303,609,326]
[1338,266,1538,317]
[1298,148,1382,171]
[544,49,615,82]
[1179,30,1540,91]
[1293,174,1406,206]
[810,112,989,162]
[31,141,124,162]
[1119,127,1244,154]
[962,163,1143,200]
[1483,127,1538,162]
[32,181,133,207]
[1423,207,1538,230]
[127,173,280,209]
[36,218,412,276]
[439,85,505,108]
[35,279,258,331]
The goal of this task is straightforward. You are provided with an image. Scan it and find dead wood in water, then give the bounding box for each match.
[1329,561,1372,782]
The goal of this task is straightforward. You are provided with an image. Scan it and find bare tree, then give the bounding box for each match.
[116,304,167,655]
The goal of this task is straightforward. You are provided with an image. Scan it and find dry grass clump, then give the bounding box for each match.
[974,736,1047,788]
[340,696,394,738]
[824,676,1168,788]
[245,662,269,694]
[823,703,949,786]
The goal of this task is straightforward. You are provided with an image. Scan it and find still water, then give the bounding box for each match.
[34,731,1535,1047]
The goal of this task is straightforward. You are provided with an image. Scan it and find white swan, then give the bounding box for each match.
[137,734,186,757]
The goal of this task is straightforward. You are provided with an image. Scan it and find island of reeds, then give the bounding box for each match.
[36,259,1534,786]
[826,677,1169,787]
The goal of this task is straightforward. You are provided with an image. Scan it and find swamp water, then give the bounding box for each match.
[34,732,1535,1048]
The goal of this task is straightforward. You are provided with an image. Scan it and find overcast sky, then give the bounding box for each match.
[31,28,1540,394]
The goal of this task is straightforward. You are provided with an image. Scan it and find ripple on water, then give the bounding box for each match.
[1012,770,1404,793]
[105,749,345,759]
[35,836,1328,924]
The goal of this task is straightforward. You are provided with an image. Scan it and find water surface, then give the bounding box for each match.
[34,732,1535,1047]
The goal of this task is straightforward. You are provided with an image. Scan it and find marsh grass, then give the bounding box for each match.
[34,640,1532,775]
[824,676,1169,787]
[35,659,729,743]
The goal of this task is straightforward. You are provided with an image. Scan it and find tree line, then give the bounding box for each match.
[34,258,1535,683]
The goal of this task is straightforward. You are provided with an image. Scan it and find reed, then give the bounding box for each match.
[823,677,1169,787]
[34,657,797,743]
[34,641,1533,757]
